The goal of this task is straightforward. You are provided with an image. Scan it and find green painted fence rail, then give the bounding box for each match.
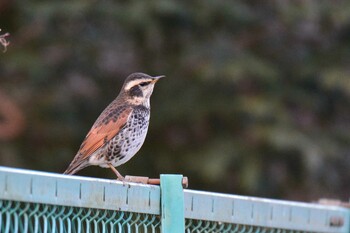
[0,166,349,232]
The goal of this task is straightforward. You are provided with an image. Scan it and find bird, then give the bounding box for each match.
[63,72,164,180]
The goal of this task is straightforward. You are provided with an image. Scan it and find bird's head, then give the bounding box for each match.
[121,72,164,106]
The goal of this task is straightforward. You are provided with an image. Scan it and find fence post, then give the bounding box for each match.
[160,174,185,233]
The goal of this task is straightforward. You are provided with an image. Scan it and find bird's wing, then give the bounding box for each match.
[78,106,133,160]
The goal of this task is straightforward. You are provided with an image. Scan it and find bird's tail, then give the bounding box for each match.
[63,158,88,175]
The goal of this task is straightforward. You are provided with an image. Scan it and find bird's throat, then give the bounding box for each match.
[127,96,150,108]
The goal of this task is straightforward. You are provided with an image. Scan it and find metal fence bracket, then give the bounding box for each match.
[160,174,185,233]
[125,175,189,188]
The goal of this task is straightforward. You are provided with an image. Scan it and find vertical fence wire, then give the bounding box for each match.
[0,200,161,233]
[184,219,314,233]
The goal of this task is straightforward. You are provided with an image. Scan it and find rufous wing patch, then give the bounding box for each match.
[78,107,133,160]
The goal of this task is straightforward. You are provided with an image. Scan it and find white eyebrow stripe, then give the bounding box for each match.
[124,79,152,90]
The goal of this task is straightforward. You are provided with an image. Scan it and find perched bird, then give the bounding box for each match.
[64,72,164,180]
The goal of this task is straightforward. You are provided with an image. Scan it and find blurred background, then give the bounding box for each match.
[0,1,349,202]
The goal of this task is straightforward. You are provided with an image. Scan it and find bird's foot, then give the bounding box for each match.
[108,164,125,180]
[116,175,125,181]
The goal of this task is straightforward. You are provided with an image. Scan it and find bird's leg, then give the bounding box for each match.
[108,164,125,181]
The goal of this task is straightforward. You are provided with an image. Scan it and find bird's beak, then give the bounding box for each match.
[152,75,165,83]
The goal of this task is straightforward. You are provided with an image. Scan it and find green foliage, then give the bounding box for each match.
[1,0,349,201]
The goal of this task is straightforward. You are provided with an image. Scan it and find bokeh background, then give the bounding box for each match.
[1,1,349,202]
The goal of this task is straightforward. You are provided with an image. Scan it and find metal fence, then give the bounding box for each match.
[1,200,160,233]
[0,166,349,233]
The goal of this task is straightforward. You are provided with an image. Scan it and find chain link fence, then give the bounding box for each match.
[0,167,349,233]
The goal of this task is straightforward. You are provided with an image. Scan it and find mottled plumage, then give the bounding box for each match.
[63,73,164,179]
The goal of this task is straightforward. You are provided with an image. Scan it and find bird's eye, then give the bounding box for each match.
[139,82,149,87]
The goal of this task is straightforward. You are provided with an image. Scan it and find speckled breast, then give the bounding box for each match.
[107,106,150,167]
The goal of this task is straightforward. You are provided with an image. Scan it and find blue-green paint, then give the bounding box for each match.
[1,166,349,233]
[160,174,185,233]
